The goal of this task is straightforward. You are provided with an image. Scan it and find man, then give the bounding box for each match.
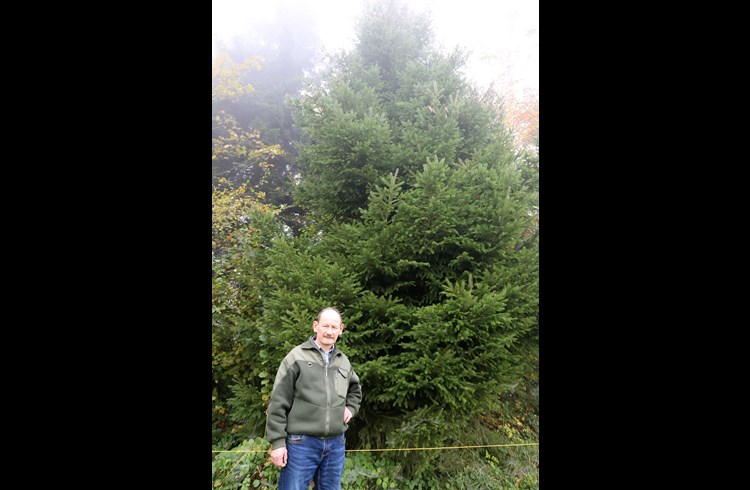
[266,307,362,490]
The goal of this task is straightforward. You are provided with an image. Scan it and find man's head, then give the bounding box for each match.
[313,307,344,350]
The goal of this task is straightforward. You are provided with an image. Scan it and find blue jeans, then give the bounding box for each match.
[278,433,346,490]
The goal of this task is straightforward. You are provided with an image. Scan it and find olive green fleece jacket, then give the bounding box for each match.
[266,337,362,450]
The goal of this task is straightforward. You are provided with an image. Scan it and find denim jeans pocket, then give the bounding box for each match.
[337,433,346,445]
[287,434,306,445]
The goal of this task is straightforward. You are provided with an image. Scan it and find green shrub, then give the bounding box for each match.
[212,437,277,489]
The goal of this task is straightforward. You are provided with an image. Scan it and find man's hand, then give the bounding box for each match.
[344,407,353,424]
[270,447,287,467]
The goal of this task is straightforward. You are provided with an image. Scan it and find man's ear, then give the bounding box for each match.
[340,323,345,333]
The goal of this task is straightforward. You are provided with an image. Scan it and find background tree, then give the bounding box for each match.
[213,0,322,235]
[211,48,287,447]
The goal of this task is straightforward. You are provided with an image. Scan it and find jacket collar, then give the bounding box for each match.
[304,335,339,357]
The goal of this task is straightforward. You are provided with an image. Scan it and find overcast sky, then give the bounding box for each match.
[212,0,538,96]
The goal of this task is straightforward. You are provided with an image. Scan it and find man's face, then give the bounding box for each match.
[313,310,344,350]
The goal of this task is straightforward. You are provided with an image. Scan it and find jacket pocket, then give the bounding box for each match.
[335,368,348,398]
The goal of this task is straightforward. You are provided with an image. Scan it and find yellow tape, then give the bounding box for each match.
[347,443,538,452]
[212,442,538,454]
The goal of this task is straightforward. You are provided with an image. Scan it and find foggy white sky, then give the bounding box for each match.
[212,0,538,96]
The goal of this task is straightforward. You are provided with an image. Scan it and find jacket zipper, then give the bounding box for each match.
[325,365,331,435]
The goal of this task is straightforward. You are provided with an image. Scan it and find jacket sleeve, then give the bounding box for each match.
[345,369,362,417]
[265,356,298,449]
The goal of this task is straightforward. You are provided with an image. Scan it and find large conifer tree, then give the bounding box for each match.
[249,0,539,476]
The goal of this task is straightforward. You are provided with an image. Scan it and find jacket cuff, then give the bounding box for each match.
[271,438,287,450]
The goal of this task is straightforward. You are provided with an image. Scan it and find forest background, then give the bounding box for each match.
[211,0,539,488]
